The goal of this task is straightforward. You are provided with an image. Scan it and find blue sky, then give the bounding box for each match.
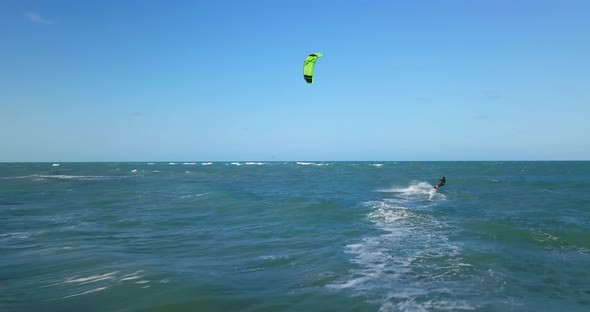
[1,0,589,161]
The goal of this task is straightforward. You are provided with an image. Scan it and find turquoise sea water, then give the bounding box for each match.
[1,162,590,311]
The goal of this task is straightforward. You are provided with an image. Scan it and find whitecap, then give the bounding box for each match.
[58,286,109,299]
[296,162,328,166]
[61,271,119,285]
[38,175,115,181]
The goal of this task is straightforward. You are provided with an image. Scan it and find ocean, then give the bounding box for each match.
[1,161,589,311]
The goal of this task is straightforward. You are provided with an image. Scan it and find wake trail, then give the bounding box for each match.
[330,181,473,311]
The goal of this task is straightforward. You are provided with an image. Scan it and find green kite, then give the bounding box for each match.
[303,53,324,84]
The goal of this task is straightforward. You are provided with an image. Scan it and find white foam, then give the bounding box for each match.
[231,162,242,166]
[131,169,138,173]
[329,182,466,311]
[296,162,328,166]
[183,162,197,165]
[52,163,60,167]
[179,192,209,199]
[201,162,213,166]
[2,175,36,179]
[58,286,109,299]
[37,175,116,181]
[371,164,383,167]
[120,275,141,281]
[169,162,177,165]
[245,162,265,165]
[533,231,559,243]
[259,255,290,260]
[62,271,119,285]
[377,180,443,201]
[147,163,155,165]
[119,270,145,282]
[378,180,434,194]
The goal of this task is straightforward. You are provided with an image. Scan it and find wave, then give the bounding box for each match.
[245,162,265,165]
[296,162,329,166]
[45,269,160,300]
[2,174,121,181]
[201,162,213,166]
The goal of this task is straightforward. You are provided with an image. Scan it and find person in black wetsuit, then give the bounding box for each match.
[435,176,446,189]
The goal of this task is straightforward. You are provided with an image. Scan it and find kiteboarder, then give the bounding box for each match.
[434,176,446,190]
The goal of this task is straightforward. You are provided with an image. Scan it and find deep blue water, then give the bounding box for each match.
[1,162,590,311]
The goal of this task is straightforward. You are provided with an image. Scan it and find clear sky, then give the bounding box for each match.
[1,0,589,161]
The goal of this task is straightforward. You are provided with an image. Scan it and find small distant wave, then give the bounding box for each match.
[201,162,213,166]
[169,163,177,165]
[179,192,209,199]
[370,164,383,167]
[52,163,60,167]
[3,174,121,181]
[46,175,120,181]
[231,162,242,166]
[245,162,265,165]
[0,232,32,243]
[183,163,197,165]
[60,271,120,285]
[1,175,35,180]
[296,162,328,166]
[46,270,154,300]
[260,255,286,260]
[147,163,155,165]
[59,286,109,299]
